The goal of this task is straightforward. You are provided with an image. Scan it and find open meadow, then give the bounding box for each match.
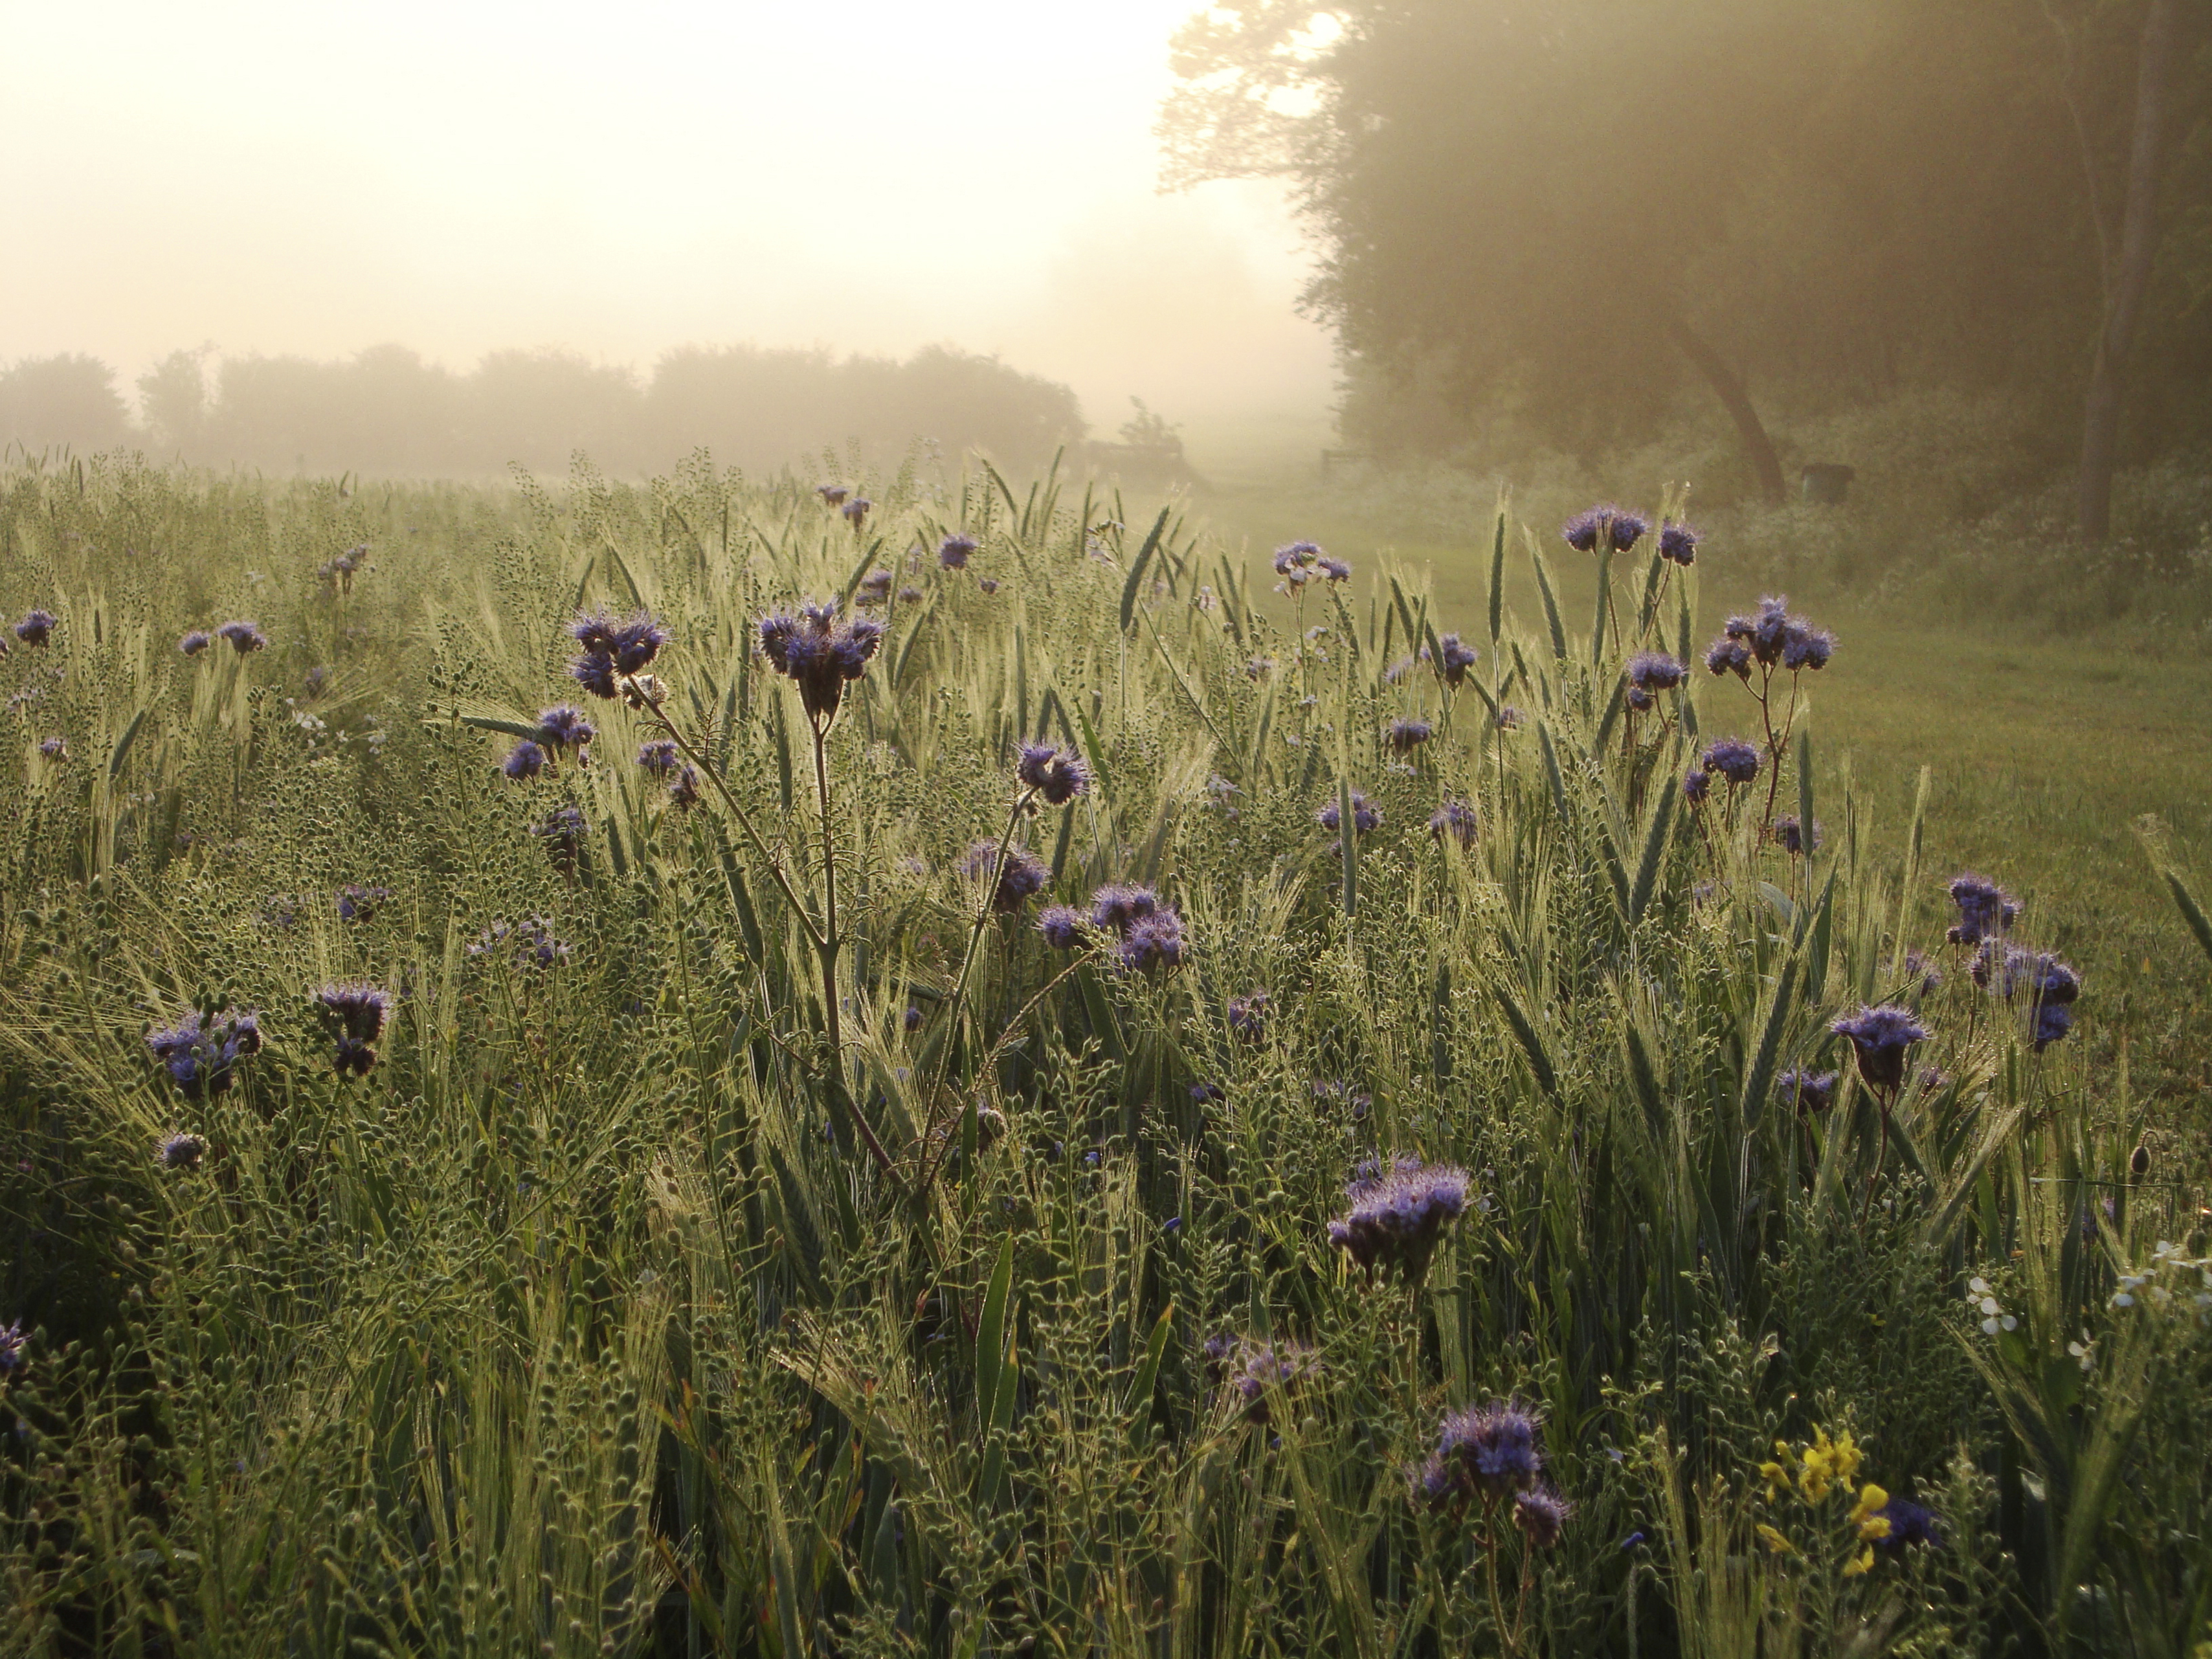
[1,452,2209,1656]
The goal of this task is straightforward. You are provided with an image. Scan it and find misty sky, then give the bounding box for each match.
[1,0,1334,430]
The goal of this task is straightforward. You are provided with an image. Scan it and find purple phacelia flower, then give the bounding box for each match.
[1318,792,1381,834]
[1227,991,1269,1041]
[1495,704,1524,731]
[1946,874,2019,946]
[1904,948,1943,996]
[1037,904,1085,949]
[569,608,668,691]
[816,484,849,507]
[535,706,595,755]
[14,610,58,646]
[1659,522,1698,566]
[1778,1068,1837,1113]
[1873,1498,1941,1555]
[1117,909,1186,972]
[38,737,65,761]
[337,884,390,923]
[502,740,546,781]
[1627,651,1686,693]
[938,534,978,570]
[1435,634,1479,686]
[1831,1005,1930,1093]
[1705,637,1753,679]
[758,600,884,722]
[1627,687,1655,713]
[1514,1486,1572,1547]
[857,568,893,605]
[1682,767,1712,806]
[1430,798,1479,846]
[1701,739,1761,785]
[1781,624,1835,672]
[216,620,266,654]
[0,1320,27,1374]
[1437,1400,1545,1498]
[963,841,1049,912]
[666,766,699,809]
[1089,885,1159,931]
[1273,541,1322,575]
[180,629,212,656]
[1319,556,1352,581]
[1387,718,1433,753]
[1328,1156,1470,1284]
[636,739,681,776]
[1204,1335,1315,1423]
[841,495,872,527]
[146,1009,262,1100]
[159,1132,205,1171]
[1016,741,1091,805]
[2033,1001,2073,1050]
[317,983,392,1043]
[1562,507,1614,553]
[532,805,589,873]
[978,577,1000,594]
[1772,816,1820,856]
[1608,511,1649,551]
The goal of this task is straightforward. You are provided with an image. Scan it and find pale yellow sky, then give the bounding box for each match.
[0,0,1334,434]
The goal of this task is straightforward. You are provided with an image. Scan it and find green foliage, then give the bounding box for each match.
[0,455,2206,1656]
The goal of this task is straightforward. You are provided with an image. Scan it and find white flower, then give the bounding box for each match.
[1969,1278,1991,1295]
[2001,1313,2018,1331]
[1978,1296,2000,1317]
[2112,1292,2136,1308]
[1981,1317,2001,1335]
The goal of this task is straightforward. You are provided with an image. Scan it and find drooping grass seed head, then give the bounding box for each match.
[216,620,267,654]
[1701,739,1761,786]
[1318,792,1381,834]
[1016,741,1091,805]
[179,629,212,656]
[1659,521,1699,565]
[1831,1005,1930,1093]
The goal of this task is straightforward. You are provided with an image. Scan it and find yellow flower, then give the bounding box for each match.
[1756,1522,1797,1555]
[1798,1427,1861,1502]
[1842,1545,1875,1577]
[1849,1483,1891,1541]
[1759,1461,1790,1501]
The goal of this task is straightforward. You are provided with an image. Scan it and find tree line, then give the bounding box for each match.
[0,342,1086,476]
[1163,0,2210,537]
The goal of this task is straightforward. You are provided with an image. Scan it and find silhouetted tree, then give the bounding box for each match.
[0,355,132,454]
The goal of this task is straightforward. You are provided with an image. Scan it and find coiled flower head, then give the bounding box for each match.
[758,600,884,722]
[337,884,391,924]
[570,608,667,695]
[1778,1069,1837,1113]
[1318,792,1381,834]
[1831,1005,1930,1094]
[159,1132,206,1171]
[1436,1400,1545,1499]
[1387,718,1433,754]
[502,740,546,781]
[146,1009,262,1100]
[1227,990,1269,1041]
[1203,1335,1315,1423]
[1117,909,1186,973]
[1627,651,1686,693]
[179,629,212,656]
[1434,633,1479,686]
[1036,904,1086,949]
[216,620,267,654]
[1328,1156,1470,1284]
[1016,741,1091,805]
[0,1321,26,1374]
[14,609,58,646]
[1701,739,1761,786]
[1705,636,1753,679]
[532,805,589,873]
[1682,767,1712,807]
[535,706,595,757]
[1659,522,1699,566]
[816,484,849,507]
[1772,816,1821,856]
[636,739,681,777]
[1089,884,1159,931]
[1946,874,2018,946]
[938,533,978,570]
[963,841,1049,913]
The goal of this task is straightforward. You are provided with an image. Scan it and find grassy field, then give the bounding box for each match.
[1193,475,2212,1123]
[1,454,2208,1656]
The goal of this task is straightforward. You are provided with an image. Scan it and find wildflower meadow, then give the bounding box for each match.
[1,452,2208,1655]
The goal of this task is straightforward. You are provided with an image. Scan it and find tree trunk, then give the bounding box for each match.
[2078,0,2180,542]
[1666,316,1788,506]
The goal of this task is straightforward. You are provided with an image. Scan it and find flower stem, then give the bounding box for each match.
[812,716,899,1183]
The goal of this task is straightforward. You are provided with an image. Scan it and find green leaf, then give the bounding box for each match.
[1337,776,1358,917]
[2163,869,2212,964]
[1529,540,1567,660]
[1125,1304,1173,1440]
[976,1236,1013,1420]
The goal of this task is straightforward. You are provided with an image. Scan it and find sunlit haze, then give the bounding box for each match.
[0,0,1334,440]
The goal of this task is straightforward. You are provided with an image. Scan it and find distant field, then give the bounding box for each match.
[1190,474,2212,1122]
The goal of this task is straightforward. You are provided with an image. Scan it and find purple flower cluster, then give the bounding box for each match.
[1227,990,1269,1041]
[1659,522,1698,566]
[1327,1155,1470,1283]
[1271,540,1348,590]
[1416,1401,1568,1537]
[1016,742,1091,806]
[1036,904,1085,949]
[502,740,546,781]
[317,982,394,1076]
[1386,718,1433,754]
[1873,1497,1941,1555]
[1700,739,1761,786]
[1772,816,1821,856]
[337,884,391,923]
[1682,768,1712,807]
[857,568,893,605]
[1627,652,1686,695]
[636,739,681,776]
[1202,1333,1315,1423]
[533,805,589,873]
[179,630,212,656]
[469,916,570,970]
[14,610,58,646]
[1563,506,1648,554]
[570,608,668,699]
[841,495,872,528]
[1430,798,1479,847]
[318,544,370,592]
[1831,1005,1930,1093]
[759,600,885,723]
[146,1008,263,1100]
[38,737,65,761]
[1085,883,1185,972]
[216,620,267,654]
[938,533,978,570]
[1432,633,1480,687]
[1778,1068,1837,1113]
[963,841,1051,913]
[1974,944,2081,1050]
[1707,596,1834,681]
[1318,792,1381,835]
[159,1132,206,1171]
[535,706,595,759]
[1945,874,2018,946]
[816,484,849,507]
[0,1320,25,1374]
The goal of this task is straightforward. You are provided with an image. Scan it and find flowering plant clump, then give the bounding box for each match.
[14,609,58,646]
[1226,990,1269,1041]
[1386,718,1433,754]
[1270,540,1347,592]
[469,917,570,970]
[316,982,394,1077]
[1701,739,1761,787]
[570,608,667,698]
[1327,1155,1470,1284]
[1945,874,2018,946]
[938,533,978,570]
[1755,1427,1936,1579]
[1562,506,1647,553]
[146,1008,263,1100]
[1659,520,1698,565]
[758,601,885,724]
[158,1132,206,1171]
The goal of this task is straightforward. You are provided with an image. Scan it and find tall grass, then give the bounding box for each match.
[0,451,2207,1656]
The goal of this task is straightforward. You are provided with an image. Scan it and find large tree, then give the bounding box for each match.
[1163,1,2211,516]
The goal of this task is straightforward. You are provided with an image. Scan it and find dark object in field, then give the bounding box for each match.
[1659,522,1699,565]
[159,1132,205,1171]
[1778,1068,1837,1113]
[1563,506,1648,553]
[939,534,978,570]
[179,629,212,656]
[1800,463,1857,504]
